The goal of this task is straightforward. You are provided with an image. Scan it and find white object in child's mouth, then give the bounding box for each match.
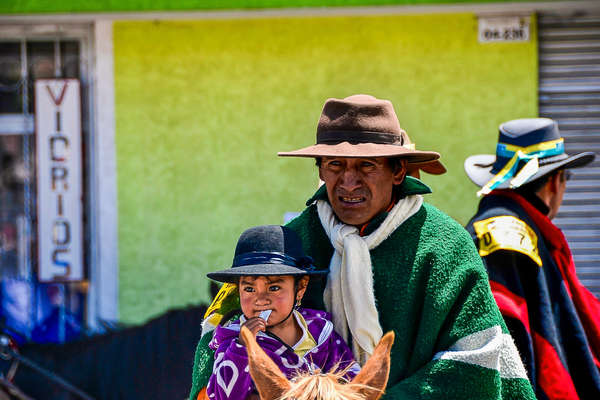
[259,309,272,322]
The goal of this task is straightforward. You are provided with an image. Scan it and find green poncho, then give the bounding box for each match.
[190,179,535,400]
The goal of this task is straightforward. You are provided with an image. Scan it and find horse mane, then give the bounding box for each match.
[278,368,380,400]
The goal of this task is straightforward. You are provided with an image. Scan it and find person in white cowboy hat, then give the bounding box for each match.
[190,95,535,400]
[464,118,599,400]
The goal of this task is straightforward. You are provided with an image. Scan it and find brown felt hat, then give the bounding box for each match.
[278,94,440,164]
[400,131,447,175]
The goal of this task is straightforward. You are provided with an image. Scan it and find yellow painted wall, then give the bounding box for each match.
[114,14,537,323]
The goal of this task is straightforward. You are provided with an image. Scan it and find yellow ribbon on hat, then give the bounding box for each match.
[477,138,564,197]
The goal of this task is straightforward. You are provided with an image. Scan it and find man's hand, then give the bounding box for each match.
[239,317,266,345]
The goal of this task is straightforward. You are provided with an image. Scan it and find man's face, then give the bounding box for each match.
[318,157,406,226]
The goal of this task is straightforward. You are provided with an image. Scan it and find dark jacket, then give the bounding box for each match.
[466,190,600,400]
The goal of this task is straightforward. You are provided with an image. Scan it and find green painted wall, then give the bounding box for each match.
[1,0,551,14]
[114,14,537,324]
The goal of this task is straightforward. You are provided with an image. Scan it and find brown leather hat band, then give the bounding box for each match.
[317,130,404,145]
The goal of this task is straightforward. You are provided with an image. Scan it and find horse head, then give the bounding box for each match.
[240,326,394,400]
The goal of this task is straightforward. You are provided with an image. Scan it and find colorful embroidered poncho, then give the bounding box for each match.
[207,308,359,400]
[466,190,600,399]
[191,179,536,400]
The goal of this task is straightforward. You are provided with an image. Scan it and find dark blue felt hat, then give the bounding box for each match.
[464,118,595,196]
[207,225,327,283]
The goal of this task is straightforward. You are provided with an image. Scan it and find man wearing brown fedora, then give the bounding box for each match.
[464,118,600,399]
[190,95,535,400]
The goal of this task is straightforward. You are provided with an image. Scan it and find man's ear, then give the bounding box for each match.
[548,171,561,194]
[392,159,407,185]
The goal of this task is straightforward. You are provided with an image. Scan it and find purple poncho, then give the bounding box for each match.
[206,308,360,400]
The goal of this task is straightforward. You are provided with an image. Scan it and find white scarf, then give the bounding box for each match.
[317,194,423,364]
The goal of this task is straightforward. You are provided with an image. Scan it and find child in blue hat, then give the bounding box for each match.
[205,225,359,400]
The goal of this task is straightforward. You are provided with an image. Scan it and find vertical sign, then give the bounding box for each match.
[35,79,84,282]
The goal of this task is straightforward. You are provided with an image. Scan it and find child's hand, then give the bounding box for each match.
[239,317,266,345]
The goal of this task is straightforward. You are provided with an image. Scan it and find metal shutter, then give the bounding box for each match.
[538,11,600,298]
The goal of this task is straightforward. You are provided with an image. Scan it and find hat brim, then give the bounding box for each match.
[207,264,328,283]
[413,160,447,175]
[278,142,439,164]
[464,152,596,188]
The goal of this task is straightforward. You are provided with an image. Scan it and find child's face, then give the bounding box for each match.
[239,275,304,326]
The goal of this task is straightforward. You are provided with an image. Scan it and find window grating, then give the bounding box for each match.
[538,12,600,298]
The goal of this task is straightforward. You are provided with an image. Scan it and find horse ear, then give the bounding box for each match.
[241,326,292,400]
[350,331,394,400]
